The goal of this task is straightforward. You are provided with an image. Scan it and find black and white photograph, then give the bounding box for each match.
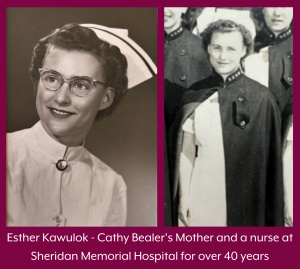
[164,7,293,227]
[6,8,157,227]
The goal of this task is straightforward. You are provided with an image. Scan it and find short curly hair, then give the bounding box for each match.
[30,23,128,119]
[201,20,253,59]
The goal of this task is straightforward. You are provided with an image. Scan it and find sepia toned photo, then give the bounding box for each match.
[164,7,293,227]
[7,8,157,227]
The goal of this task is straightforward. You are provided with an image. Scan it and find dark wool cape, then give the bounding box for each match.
[164,121,173,226]
[255,26,293,114]
[164,27,212,88]
[164,27,212,130]
[168,71,284,227]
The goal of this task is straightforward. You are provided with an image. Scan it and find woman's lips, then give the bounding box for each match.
[49,107,75,118]
[217,62,229,66]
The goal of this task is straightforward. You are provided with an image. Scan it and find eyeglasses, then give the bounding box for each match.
[38,68,108,97]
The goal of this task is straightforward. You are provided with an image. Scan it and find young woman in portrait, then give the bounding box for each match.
[7,21,156,227]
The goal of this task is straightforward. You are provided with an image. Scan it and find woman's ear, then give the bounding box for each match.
[241,45,247,58]
[99,87,115,110]
[207,45,212,56]
[32,78,39,96]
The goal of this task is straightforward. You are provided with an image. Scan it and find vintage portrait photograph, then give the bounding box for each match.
[7,7,157,227]
[164,7,293,227]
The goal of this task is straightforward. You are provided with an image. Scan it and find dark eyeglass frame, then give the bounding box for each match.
[38,68,109,97]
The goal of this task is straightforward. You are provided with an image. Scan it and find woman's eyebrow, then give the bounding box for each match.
[42,68,61,75]
[45,69,95,79]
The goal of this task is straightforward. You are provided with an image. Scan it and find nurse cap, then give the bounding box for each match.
[81,24,157,89]
[197,9,256,40]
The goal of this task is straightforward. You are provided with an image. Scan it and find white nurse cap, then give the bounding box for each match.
[196,9,256,40]
[81,24,157,89]
[213,9,256,40]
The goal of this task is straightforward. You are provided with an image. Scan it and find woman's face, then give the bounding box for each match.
[208,30,246,78]
[36,47,113,146]
[263,8,293,35]
[164,8,185,33]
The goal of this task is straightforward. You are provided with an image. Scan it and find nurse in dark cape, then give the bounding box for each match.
[245,8,293,115]
[169,19,284,227]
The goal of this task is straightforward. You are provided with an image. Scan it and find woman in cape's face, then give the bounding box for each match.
[164,8,185,32]
[263,8,293,36]
[36,47,114,147]
[208,30,246,79]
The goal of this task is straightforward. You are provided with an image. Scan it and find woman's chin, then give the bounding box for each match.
[42,120,74,139]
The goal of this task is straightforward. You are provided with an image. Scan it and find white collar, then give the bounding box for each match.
[32,121,84,163]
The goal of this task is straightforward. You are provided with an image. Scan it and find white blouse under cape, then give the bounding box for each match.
[284,124,293,226]
[7,121,126,227]
[179,92,226,226]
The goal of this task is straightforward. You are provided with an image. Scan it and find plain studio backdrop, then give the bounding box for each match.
[6,7,157,226]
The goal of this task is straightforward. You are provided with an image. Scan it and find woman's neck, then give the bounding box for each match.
[41,121,86,148]
[220,67,240,82]
[270,26,290,38]
[53,134,84,148]
[165,22,182,35]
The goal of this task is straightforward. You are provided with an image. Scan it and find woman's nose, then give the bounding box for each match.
[219,50,227,61]
[274,8,283,16]
[55,82,72,106]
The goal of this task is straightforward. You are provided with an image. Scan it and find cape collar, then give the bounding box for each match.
[32,121,84,163]
[211,68,243,88]
[255,26,293,51]
[164,26,184,43]
[263,26,292,43]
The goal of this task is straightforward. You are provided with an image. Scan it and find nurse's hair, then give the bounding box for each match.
[30,23,128,118]
[201,19,253,59]
[252,8,265,26]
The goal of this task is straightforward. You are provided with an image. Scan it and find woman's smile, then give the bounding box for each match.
[36,47,109,146]
[49,107,76,118]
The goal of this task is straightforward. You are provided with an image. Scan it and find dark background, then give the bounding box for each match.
[6,7,157,226]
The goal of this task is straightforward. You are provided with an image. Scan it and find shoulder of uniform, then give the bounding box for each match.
[7,127,31,139]
[82,148,123,181]
[7,128,32,153]
[241,75,278,105]
[183,29,200,39]
[182,86,215,106]
[189,76,215,91]
[242,75,268,90]
[182,29,206,46]
[164,79,187,96]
